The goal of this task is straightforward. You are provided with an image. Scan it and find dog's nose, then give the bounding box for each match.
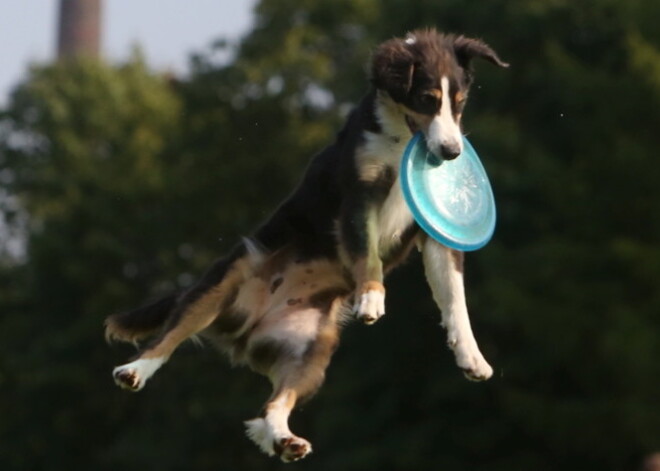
[440,143,461,160]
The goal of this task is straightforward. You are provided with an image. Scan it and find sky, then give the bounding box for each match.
[0,0,257,106]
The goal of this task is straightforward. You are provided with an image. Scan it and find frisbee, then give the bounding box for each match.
[400,132,496,251]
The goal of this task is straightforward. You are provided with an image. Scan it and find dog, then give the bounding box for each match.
[105,28,508,462]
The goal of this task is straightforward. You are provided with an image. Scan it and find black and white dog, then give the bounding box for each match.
[106,29,508,462]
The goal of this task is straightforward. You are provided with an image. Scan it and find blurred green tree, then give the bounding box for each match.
[0,55,188,469]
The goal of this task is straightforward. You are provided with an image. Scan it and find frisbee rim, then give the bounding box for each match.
[400,132,496,252]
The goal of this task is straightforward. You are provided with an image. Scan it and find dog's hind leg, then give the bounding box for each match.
[112,252,254,391]
[245,296,345,462]
[421,237,493,381]
[246,387,310,462]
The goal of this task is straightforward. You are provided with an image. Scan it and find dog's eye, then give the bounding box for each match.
[420,93,437,105]
[416,92,440,112]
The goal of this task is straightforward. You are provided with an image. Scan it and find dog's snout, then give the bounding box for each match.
[440,142,462,160]
[424,119,463,161]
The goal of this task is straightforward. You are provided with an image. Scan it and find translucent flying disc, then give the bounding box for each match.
[400,132,496,251]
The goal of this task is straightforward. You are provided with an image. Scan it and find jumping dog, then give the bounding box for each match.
[106,28,508,462]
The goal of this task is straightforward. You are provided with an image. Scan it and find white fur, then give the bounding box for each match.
[242,237,266,267]
[252,307,322,359]
[245,418,277,456]
[421,238,493,380]
[426,77,463,157]
[354,290,385,324]
[245,394,312,462]
[112,357,166,391]
[378,176,414,247]
[360,94,412,169]
[376,91,414,144]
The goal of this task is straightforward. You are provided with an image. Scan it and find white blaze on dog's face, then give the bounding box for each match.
[425,76,463,159]
[371,31,509,160]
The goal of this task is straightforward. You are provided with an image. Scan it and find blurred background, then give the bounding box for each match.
[1,0,659,470]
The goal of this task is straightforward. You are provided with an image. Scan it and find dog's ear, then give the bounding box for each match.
[453,36,509,69]
[371,38,415,101]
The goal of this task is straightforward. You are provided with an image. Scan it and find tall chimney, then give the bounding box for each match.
[57,0,102,59]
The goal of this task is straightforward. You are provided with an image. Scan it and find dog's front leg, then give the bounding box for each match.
[421,237,493,380]
[352,248,385,325]
[340,187,385,324]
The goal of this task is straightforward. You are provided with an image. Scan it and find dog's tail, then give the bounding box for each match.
[105,293,179,345]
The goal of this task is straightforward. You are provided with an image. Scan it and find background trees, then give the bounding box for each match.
[1,1,659,470]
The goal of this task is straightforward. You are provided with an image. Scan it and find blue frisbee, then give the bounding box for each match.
[400,132,496,251]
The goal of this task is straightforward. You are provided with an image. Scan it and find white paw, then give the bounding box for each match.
[354,290,385,324]
[245,418,312,462]
[449,338,493,381]
[112,358,164,391]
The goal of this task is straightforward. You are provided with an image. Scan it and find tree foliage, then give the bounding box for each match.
[1,1,659,470]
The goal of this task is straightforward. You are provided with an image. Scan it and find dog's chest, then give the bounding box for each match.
[377,174,414,250]
[358,133,415,250]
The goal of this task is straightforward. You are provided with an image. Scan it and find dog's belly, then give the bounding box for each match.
[206,256,351,368]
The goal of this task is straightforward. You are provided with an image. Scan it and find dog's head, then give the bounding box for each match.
[371,29,508,160]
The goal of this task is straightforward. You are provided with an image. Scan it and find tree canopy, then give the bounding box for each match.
[1,1,659,470]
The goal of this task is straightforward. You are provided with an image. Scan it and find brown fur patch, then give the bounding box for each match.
[232,277,268,317]
[308,288,350,312]
[257,247,294,280]
[216,286,239,318]
[142,258,250,359]
[359,280,385,295]
[294,302,344,401]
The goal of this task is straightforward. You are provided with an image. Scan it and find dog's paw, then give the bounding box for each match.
[245,418,312,462]
[449,339,493,381]
[354,290,385,324]
[113,365,142,391]
[354,282,386,324]
[275,436,313,463]
[460,355,493,382]
[112,358,164,392]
